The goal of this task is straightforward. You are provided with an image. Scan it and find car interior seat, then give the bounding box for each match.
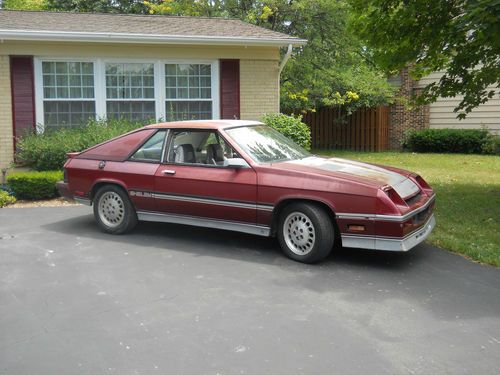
[175,144,196,163]
[206,144,225,165]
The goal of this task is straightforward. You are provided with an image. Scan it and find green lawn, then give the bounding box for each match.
[317,150,500,267]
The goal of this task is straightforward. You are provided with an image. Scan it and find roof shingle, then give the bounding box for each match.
[0,10,305,46]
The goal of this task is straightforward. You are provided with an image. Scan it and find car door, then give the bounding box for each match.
[153,129,258,224]
[123,129,168,212]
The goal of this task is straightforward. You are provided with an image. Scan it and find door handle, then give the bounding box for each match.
[162,169,176,175]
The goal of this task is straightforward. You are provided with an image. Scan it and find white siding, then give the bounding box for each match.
[417,72,500,135]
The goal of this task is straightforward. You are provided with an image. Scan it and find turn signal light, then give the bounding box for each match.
[348,224,365,232]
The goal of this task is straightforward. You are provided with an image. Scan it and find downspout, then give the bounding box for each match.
[278,44,293,113]
[279,43,293,76]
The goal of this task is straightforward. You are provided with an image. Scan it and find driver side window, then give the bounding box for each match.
[167,130,238,166]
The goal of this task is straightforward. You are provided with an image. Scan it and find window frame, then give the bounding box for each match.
[34,58,98,131]
[34,57,220,132]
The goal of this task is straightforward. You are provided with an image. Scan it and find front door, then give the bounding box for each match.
[154,129,258,224]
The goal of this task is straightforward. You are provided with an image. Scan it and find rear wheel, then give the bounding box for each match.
[93,185,137,234]
[277,202,334,263]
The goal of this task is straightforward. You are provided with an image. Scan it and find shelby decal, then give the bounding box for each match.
[129,190,152,198]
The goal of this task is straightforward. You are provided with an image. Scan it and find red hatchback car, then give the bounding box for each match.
[57,120,435,263]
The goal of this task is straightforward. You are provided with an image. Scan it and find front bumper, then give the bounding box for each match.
[341,214,436,252]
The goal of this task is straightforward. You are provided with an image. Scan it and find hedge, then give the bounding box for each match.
[402,128,497,154]
[7,171,64,200]
[16,119,145,171]
[261,113,311,150]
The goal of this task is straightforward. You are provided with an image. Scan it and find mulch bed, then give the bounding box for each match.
[6,197,80,208]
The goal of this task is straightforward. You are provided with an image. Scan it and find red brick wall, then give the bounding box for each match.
[389,68,429,149]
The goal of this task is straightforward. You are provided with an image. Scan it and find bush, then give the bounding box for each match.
[0,190,16,207]
[482,136,500,155]
[7,171,64,200]
[261,113,311,151]
[402,128,494,154]
[16,119,145,171]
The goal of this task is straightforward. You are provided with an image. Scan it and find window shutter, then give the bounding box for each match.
[10,56,35,146]
[219,59,240,119]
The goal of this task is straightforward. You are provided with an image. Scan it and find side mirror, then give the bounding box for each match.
[224,158,249,169]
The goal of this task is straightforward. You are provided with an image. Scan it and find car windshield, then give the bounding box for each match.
[225,124,310,163]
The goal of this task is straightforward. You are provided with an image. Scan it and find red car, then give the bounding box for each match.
[57,120,435,263]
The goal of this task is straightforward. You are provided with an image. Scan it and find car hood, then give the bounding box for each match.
[277,156,420,199]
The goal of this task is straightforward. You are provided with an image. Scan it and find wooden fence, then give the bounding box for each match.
[300,106,390,151]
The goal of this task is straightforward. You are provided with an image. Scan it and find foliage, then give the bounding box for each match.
[143,0,396,112]
[350,0,500,118]
[482,136,500,155]
[16,119,145,171]
[7,170,63,200]
[261,113,311,150]
[0,190,16,207]
[317,150,500,267]
[44,0,148,13]
[402,129,494,154]
[1,0,45,10]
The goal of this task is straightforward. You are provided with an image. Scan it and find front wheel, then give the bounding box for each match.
[93,185,137,234]
[277,203,335,263]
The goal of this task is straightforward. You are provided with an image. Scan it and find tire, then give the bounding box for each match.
[93,185,137,234]
[277,202,335,263]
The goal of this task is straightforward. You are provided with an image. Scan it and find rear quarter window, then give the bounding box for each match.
[77,129,156,161]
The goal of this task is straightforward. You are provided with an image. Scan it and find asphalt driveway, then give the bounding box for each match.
[1,206,499,374]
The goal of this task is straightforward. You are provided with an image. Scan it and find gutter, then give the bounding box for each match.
[0,29,308,47]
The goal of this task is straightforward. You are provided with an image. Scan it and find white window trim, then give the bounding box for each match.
[34,57,220,131]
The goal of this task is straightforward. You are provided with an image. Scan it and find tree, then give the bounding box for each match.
[2,0,395,112]
[2,0,45,10]
[350,0,500,118]
[44,0,149,13]
[145,0,395,112]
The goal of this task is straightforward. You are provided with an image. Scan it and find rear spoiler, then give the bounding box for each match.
[66,152,81,159]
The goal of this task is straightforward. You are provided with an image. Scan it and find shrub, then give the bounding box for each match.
[482,136,500,155]
[402,128,494,154]
[0,190,16,207]
[16,119,146,171]
[7,171,64,200]
[261,113,311,151]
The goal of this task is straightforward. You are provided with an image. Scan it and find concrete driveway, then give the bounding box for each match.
[1,206,499,374]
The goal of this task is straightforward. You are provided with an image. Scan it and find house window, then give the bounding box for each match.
[36,59,219,129]
[165,64,213,121]
[105,63,156,122]
[41,61,96,128]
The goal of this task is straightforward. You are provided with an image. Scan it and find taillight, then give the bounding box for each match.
[415,175,430,189]
[63,168,68,183]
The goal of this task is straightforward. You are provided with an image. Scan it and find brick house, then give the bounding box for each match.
[0,10,305,169]
[389,68,500,149]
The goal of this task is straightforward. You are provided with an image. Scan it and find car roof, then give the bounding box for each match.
[145,120,263,130]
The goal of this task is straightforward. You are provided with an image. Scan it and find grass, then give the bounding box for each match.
[317,150,500,267]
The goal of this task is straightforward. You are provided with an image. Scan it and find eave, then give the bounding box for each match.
[0,29,307,47]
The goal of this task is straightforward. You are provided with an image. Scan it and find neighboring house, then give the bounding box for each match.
[389,69,500,149]
[0,10,305,169]
[415,72,500,136]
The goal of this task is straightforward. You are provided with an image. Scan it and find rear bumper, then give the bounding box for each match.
[341,214,436,252]
[56,181,92,205]
[56,181,71,199]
